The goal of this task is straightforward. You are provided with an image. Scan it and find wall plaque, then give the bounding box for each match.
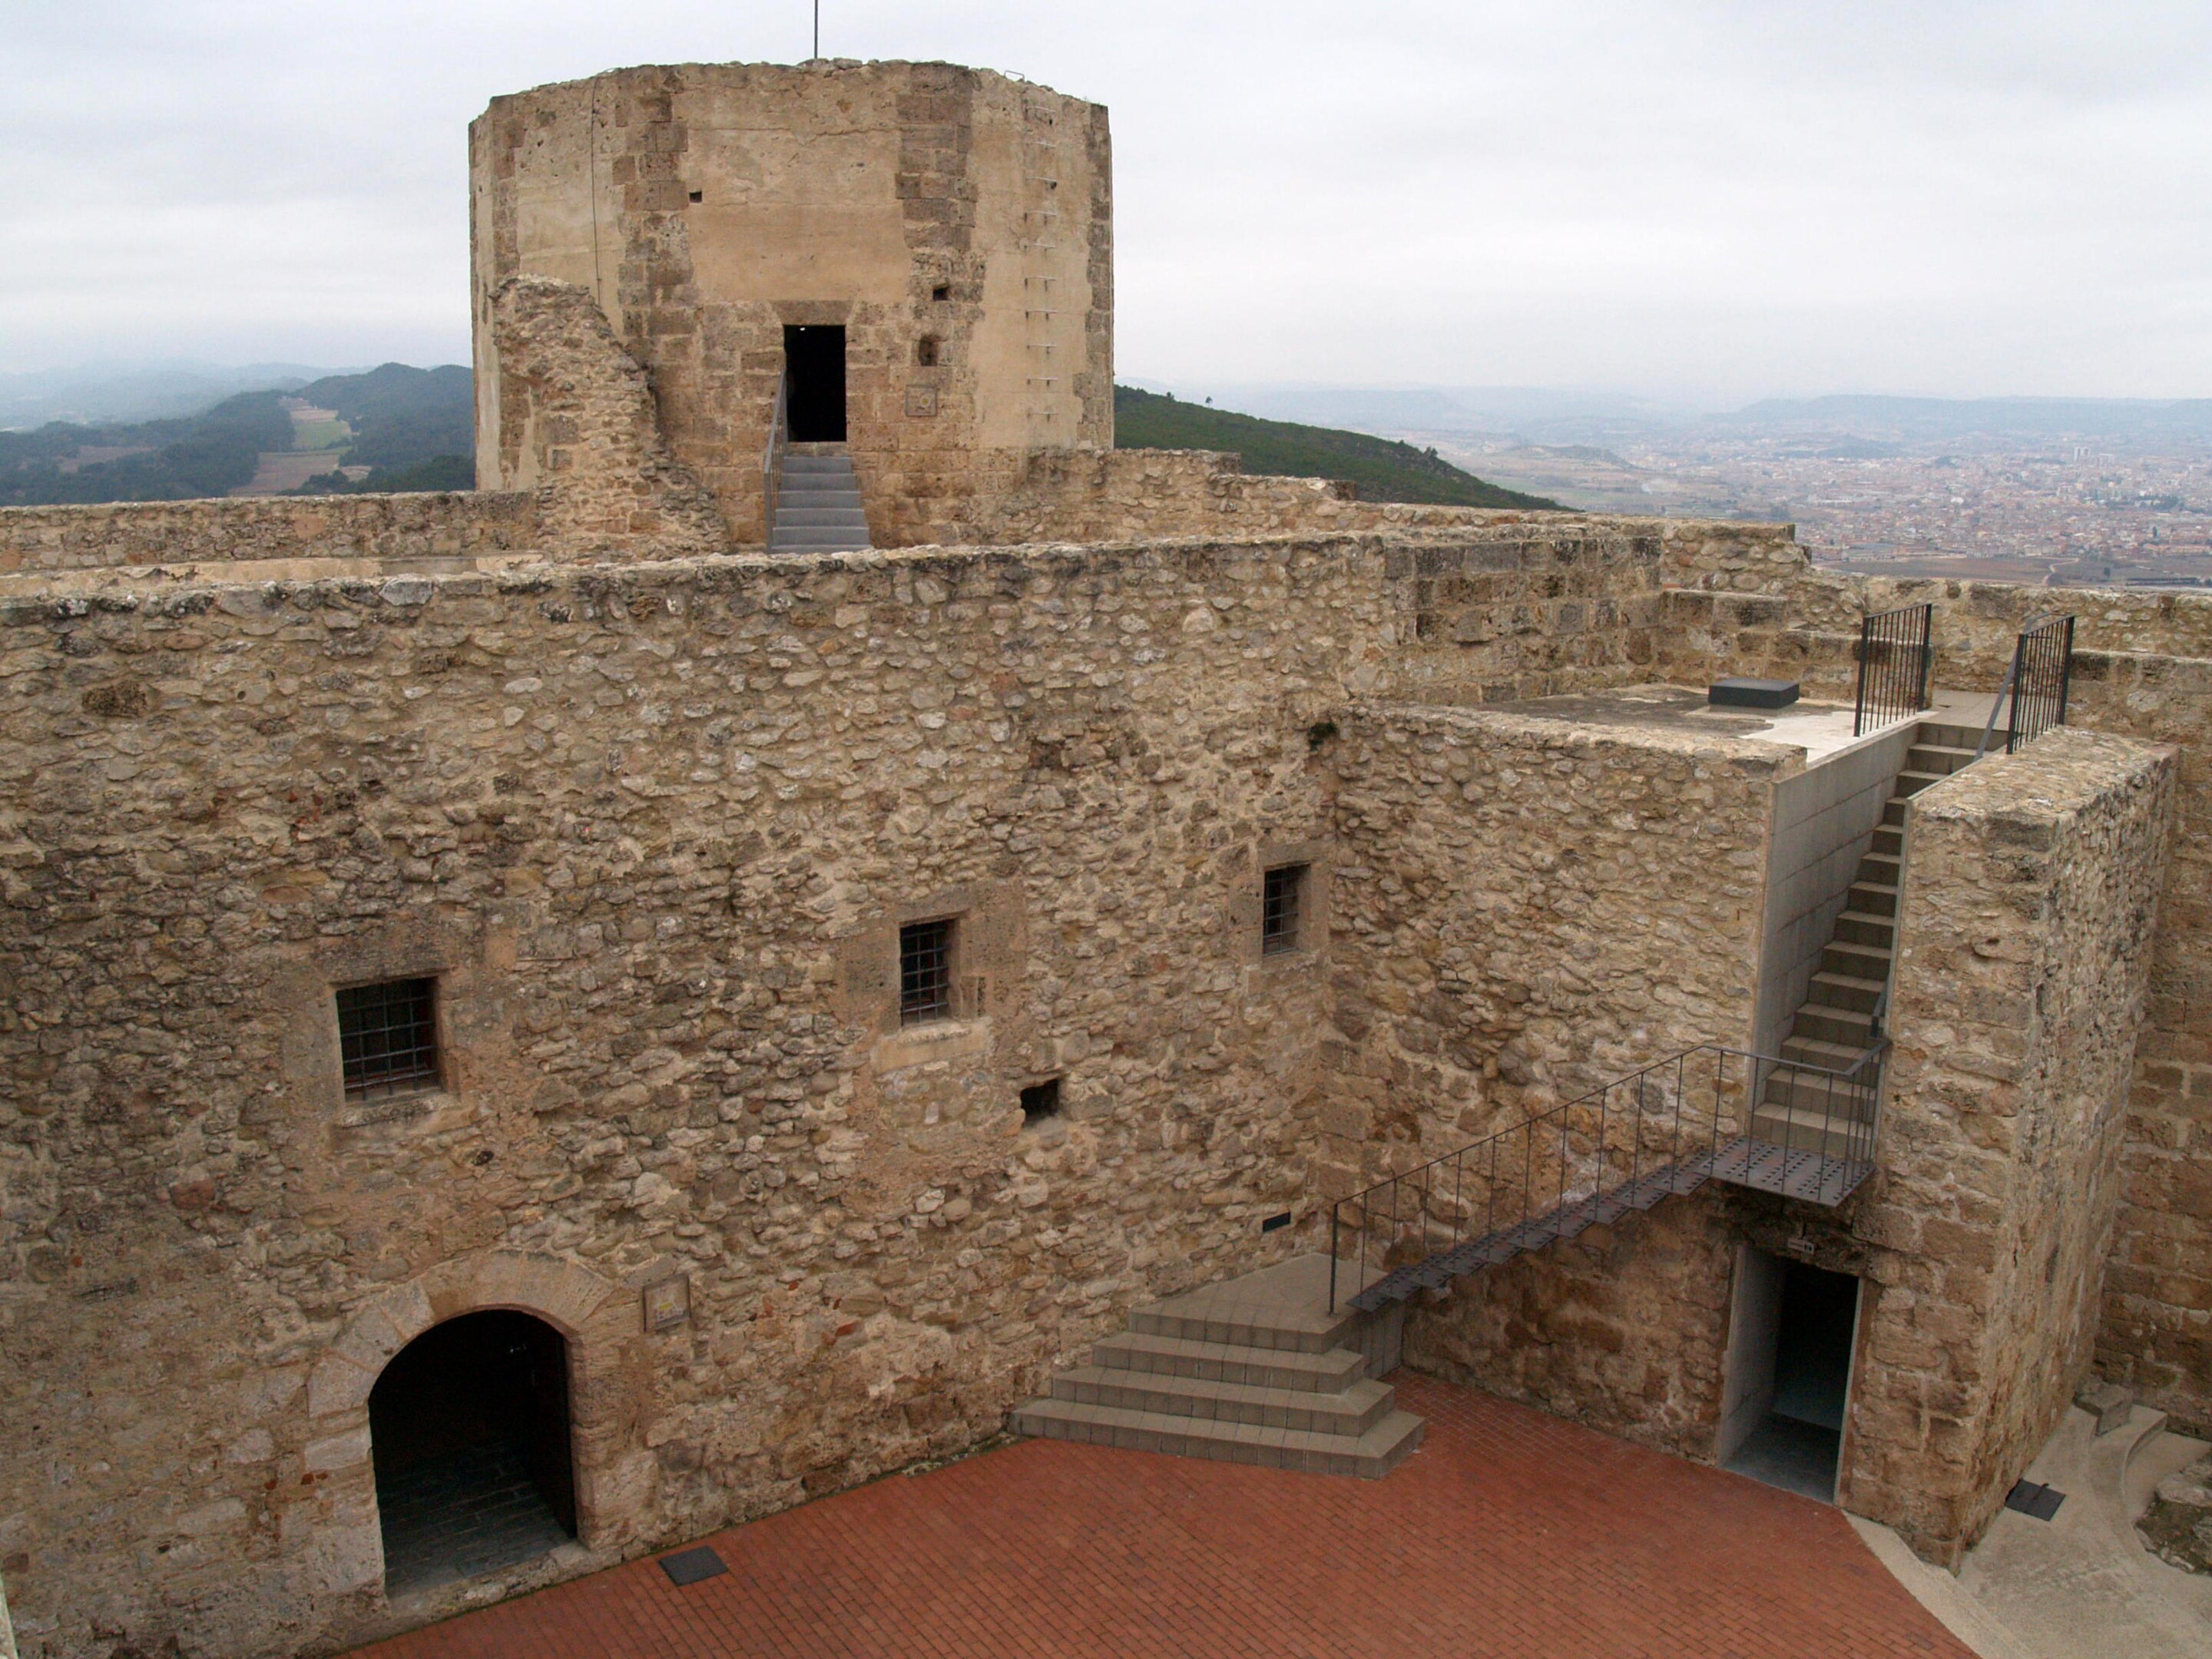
[642,1275,691,1331]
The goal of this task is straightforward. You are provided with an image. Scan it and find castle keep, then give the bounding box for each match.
[0,58,2207,1659]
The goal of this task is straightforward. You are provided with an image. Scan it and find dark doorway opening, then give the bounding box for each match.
[783,324,847,442]
[369,1310,576,1596]
[1722,1255,1859,1502]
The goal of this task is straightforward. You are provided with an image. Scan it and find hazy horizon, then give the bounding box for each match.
[6,3,2210,404]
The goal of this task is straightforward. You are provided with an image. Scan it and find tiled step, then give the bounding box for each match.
[1832,909,1897,949]
[1048,1366,1396,1435]
[1822,939,1892,980]
[775,504,869,525]
[1871,825,1904,857]
[1010,1397,1426,1479]
[1847,879,1899,919]
[1129,1292,1366,1355]
[1750,1104,1876,1161]
[1892,769,1947,796]
[1090,1330,1368,1393]
[1909,741,1978,777]
[1790,1004,1875,1048]
[1780,1033,1871,1069]
[1856,849,1900,886]
[1919,720,1985,752]
[1806,970,1885,1015]
[1762,1065,1878,1114]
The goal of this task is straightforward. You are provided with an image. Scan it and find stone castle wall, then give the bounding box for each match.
[1856,730,2174,1558]
[1326,704,1782,1457]
[0,493,538,576]
[0,522,1707,1657]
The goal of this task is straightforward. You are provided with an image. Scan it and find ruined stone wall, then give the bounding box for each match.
[484,276,731,559]
[1853,729,2174,1560]
[0,493,537,576]
[0,518,1695,1659]
[470,60,1111,545]
[1323,705,1782,1452]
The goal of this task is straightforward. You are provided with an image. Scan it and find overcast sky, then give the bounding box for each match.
[5,1,2210,404]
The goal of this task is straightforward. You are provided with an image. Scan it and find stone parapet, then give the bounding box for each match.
[0,492,539,576]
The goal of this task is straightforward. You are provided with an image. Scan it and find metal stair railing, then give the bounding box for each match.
[1853,602,1936,737]
[1975,612,2075,760]
[760,370,790,545]
[1326,1042,1886,1313]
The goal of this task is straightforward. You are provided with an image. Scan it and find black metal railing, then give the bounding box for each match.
[1326,1043,1886,1312]
[1975,613,2075,758]
[1853,602,1935,736]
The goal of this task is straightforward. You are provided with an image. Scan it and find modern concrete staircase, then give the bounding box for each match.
[1012,1254,1426,1478]
[769,445,873,553]
[1751,719,1983,1156]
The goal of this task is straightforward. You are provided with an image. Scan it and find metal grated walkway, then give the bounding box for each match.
[1348,1136,1874,1313]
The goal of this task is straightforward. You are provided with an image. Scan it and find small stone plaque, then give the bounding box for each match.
[905,384,939,418]
[642,1275,691,1331]
[658,1545,727,1586]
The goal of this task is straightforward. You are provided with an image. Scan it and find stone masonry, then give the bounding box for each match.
[3,48,2211,1659]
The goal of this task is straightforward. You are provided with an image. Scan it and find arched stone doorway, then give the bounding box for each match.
[369,1310,577,1596]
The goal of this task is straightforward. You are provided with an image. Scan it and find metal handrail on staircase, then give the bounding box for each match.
[760,370,790,545]
[1326,1041,1886,1313]
[1975,612,2075,760]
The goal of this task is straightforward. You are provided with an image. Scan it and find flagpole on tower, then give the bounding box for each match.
[813,1,820,59]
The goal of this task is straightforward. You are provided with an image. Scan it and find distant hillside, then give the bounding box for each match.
[1114,386,1558,508]
[0,363,475,505]
[0,392,293,505]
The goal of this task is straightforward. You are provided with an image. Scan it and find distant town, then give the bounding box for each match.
[1447,434,2212,590]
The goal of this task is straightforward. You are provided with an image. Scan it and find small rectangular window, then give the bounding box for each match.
[931,283,951,302]
[899,919,955,1024]
[1262,863,1306,955]
[1020,1078,1061,1125]
[336,977,441,1098]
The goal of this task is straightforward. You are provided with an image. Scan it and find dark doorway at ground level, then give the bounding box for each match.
[370,1310,576,1596]
[1723,1256,1859,1502]
[784,324,847,442]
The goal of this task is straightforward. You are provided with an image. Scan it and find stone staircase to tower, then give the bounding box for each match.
[769,445,874,553]
[1750,718,1984,1157]
[1012,1253,1426,1478]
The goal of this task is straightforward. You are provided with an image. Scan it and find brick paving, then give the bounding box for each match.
[356,1375,1972,1659]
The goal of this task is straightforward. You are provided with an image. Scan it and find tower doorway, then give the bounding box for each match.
[783,324,847,442]
[369,1310,576,1596]
[1719,1250,1859,1502]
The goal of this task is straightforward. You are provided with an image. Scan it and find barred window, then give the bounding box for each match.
[1262,864,1306,955]
[336,978,441,1098]
[899,919,955,1025]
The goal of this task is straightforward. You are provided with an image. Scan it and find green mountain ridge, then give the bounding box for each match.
[1113,385,1559,509]
[0,364,475,506]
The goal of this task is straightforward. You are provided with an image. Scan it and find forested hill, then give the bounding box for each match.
[1113,385,1560,509]
[0,363,473,505]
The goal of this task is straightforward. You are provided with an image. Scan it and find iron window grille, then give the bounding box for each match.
[336,977,441,1099]
[1262,864,1306,955]
[899,919,955,1024]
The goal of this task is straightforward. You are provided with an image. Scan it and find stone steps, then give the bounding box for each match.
[1760,715,1996,1150]
[1012,1253,1423,1480]
[770,447,872,553]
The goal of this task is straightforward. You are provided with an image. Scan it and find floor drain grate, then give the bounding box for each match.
[658,1545,728,1586]
[2004,1480,2065,1522]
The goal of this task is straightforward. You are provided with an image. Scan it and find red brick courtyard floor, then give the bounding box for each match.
[356,1375,1972,1659]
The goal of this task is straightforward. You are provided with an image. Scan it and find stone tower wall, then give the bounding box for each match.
[469,60,1112,547]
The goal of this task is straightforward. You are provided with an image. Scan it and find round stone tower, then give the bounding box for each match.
[469,59,1114,546]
